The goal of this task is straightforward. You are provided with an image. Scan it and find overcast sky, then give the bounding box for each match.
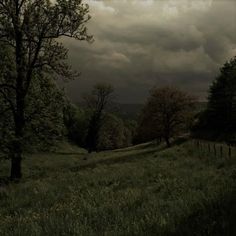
[63,0,236,104]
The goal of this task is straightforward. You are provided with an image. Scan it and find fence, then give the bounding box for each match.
[190,139,236,159]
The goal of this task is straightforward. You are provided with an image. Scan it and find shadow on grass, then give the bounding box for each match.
[171,137,189,147]
[52,152,85,156]
[70,138,189,173]
[113,142,160,153]
[167,191,236,236]
[70,146,164,172]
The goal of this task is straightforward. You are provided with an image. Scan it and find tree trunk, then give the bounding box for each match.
[10,18,25,180]
[86,113,101,153]
[10,98,24,180]
[10,144,22,180]
[10,73,25,180]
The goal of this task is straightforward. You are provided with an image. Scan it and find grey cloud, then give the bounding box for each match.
[63,0,236,103]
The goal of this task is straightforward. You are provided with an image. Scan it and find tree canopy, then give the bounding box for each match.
[136,87,196,147]
[0,0,92,179]
[84,83,114,152]
[193,57,236,141]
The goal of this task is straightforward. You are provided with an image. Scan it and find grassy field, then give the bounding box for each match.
[0,141,236,235]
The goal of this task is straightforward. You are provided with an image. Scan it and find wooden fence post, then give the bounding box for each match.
[214,144,216,157]
[220,146,223,158]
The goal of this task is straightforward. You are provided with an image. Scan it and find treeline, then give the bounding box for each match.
[134,56,236,146]
[64,83,137,152]
[0,82,137,154]
[1,56,235,156]
[192,56,236,142]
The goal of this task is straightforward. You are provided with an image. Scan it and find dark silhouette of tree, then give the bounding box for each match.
[193,57,236,141]
[138,87,195,147]
[207,57,236,137]
[84,83,114,153]
[0,0,92,179]
[63,102,88,147]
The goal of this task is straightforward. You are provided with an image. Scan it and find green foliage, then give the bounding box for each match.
[63,102,89,147]
[135,87,196,146]
[0,75,66,152]
[63,102,137,151]
[0,0,92,179]
[24,77,66,151]
[0,142,235,235]
[97,114,135,150]
[84,83,114,152]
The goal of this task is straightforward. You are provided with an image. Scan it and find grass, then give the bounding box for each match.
[0,141,236,235]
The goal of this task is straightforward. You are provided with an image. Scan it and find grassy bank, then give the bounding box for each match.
[0,141,236,235]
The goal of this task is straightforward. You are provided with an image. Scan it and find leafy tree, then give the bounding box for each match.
[84,83,114,153]
[96,114,136,151]
[97,114,125,151]
[206,57,236,138]
[62,100,137,151]
[134,111,160,144]
[0,73,66,153]
[0,0,92,179]
[63,102,88,147]
[138,87,195,147]
[123,119,137,146]
[24,77,66,151]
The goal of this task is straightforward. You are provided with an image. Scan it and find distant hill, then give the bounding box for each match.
[109,103,144,120]
[77,102,143,121]
[77,102,207,121]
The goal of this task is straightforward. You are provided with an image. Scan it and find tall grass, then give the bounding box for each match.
[0,142,236,235]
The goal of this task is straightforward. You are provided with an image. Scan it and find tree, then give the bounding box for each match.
[23,76,65,151]
[0,0,92,179]
[0,65,67,151]
[139,87,196,147]
[97,114,125,151]
[63,102,88,147]
[84,83,114,153]
[206,57,236,138]
[96,114,136,151]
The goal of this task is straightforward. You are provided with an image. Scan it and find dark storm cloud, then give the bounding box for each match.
[63,0,236,103]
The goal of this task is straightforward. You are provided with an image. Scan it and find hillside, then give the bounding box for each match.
[0,141,236,235]
[78,102,144,120]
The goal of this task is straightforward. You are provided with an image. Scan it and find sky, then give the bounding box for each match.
[63,0,236,104]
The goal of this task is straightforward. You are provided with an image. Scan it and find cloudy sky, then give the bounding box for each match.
[64,0,236,103]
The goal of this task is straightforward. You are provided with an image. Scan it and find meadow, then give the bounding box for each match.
[0,141,236,236]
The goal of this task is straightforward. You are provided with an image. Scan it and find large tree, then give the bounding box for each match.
[97,113,135,151]
[0,74,66,154]
[138,87,195,147]
[84,83,114,153]
[206,57,236,138]
[63,101,88,147]
[0,0,92,179]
